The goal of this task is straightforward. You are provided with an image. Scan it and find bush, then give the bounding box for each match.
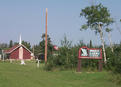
[106,44,121,74]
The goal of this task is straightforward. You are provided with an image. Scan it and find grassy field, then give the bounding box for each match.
[0,61,120,87]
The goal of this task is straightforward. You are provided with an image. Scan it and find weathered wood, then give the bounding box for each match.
[45,8,48,64]
[77,59,81,72]
[98,59,103,72]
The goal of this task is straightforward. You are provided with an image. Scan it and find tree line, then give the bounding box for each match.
[0,33,54,59]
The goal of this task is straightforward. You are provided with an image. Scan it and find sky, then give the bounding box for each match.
[0,0,121,46]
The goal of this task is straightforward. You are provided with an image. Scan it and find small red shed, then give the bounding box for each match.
[4,44,33,60]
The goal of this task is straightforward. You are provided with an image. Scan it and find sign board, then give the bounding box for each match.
[78,46,102,59]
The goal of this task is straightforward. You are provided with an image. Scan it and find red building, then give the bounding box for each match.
[4,44,33,60]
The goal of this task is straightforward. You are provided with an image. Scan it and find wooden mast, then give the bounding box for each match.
[45,8,48,64]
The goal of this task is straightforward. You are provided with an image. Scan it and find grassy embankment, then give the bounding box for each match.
[0,61,120,87]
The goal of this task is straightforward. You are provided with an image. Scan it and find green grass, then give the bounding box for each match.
[0,61,120,87]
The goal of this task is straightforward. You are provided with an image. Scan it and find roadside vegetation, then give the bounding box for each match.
[0,2,121,86]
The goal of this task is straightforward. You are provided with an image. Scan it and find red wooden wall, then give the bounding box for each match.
[10,48,19,59]
[10,47,31,59]
[23,48,31,59]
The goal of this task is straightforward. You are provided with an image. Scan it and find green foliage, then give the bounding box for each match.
[113,45,121,74]
[33,45,41,58]
[106,28,112,32]
[46,36,100,71]
[22,41,31,50]
[106,44,121,74]
[80,24,88,30]
[46,38,102,71]
[80,3,114,64]
[34,33,53,60]
[80,3,114,32]
[0,43,8,49]
[14,42,19,45]
[111,74,121,84]
[46,36,77,70]
[40,33,53,59]
[46,40,121,83]
[9,40,13,48]
[61,35,72,48]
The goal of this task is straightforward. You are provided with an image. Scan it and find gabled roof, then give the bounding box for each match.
[4,44,32,54]
[4,45,19,53]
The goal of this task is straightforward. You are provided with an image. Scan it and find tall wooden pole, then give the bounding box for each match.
[45,8,48,64]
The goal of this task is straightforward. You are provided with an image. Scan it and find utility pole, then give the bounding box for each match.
[45,8,48,64]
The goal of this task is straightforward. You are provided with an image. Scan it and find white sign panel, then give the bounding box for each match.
[89,50,100,57]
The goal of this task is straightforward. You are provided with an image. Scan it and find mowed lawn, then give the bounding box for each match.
[0,62,120,87]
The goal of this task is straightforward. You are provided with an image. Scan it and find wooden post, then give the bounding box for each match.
[45,8,48,64]
[98,59,103,72]
[77,58,81,72]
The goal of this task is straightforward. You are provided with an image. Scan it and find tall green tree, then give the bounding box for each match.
[9,40,13,48]
[37,33,53,58]
[60,35,72,65]
[80,4,114,63]
[33,45,41,58]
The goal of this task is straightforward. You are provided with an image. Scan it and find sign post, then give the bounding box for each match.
[77,58,81,72]
[77,46,103,72]
[98,59,103,71]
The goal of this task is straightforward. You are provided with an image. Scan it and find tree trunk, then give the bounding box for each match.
[98,24,107,63]
[108,32,114,52]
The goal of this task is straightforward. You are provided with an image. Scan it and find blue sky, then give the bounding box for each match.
[0,0,121,46]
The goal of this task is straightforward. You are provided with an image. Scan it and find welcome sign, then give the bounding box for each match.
[78,46,102,59]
